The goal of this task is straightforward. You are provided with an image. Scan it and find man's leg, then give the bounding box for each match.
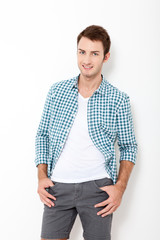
[77,177,114,240]
[40,182,78,240]
[41,238,67,240]
[41,238,84,240]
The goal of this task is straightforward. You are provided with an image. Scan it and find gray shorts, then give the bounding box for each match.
[41,177,113,240]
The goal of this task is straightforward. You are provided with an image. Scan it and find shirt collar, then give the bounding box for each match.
[72,73,107,96]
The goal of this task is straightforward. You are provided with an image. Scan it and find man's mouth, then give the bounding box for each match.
[82,65,93,70]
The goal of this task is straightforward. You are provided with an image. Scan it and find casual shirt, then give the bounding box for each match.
[50,91,111,183]
[35,73,138,184]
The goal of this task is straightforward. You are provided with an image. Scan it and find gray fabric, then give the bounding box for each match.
[41,177,113,240]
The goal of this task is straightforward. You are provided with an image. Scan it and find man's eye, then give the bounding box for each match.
[93,52,98,56]
[79,51,85,54]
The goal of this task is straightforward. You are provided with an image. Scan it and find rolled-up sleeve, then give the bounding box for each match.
[116,94,138,164]
[35,85,53,167]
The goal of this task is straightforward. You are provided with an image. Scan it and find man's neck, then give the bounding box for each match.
[78,73,102,92]
[77,73,102,98]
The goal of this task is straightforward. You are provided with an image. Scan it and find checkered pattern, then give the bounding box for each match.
[35,74,138,184]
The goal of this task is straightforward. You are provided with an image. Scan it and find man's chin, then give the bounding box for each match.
[80,70,94,78]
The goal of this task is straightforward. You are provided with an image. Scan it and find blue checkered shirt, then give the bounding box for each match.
[35,74,138,184]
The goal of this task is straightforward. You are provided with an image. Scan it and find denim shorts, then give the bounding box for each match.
[40,177,113,240]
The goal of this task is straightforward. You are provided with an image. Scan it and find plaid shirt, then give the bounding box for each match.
[35,74,138,184]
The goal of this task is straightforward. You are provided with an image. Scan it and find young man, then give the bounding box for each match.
[35,25,138,240]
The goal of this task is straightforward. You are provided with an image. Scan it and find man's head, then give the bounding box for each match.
[77,25,111,79]
[77,25,111,59]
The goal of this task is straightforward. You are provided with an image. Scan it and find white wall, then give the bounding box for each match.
[0,0,159,239]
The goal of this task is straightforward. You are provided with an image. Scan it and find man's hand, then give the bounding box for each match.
[94,160,134,217]
[37,177,56,208]
[94,184,124,217]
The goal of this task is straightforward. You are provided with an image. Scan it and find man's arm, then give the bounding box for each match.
[94,160,134,217]
[37,164,56,208]
[116,160,134,193]
[94,94,138,217]
[37,163,48,180]
[34,84,58,207]
[35,85,54,167]
[116,94,138,164]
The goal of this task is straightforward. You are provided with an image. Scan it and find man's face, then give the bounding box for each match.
[77,36,110,79]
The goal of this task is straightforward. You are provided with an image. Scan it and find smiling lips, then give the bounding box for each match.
[82,65,93,70]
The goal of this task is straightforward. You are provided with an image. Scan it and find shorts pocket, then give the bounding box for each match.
[49,181,60,190]
[93,177,113,191]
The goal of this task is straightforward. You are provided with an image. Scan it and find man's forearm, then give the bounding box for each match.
[37,164,48,181]
[116,160,135,193]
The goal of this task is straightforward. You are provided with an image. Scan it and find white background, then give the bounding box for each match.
[0,0,160,239]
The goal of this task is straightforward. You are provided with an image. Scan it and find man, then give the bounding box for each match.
[35,25,138,240]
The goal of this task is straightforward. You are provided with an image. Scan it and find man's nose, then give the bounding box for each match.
[83,54,92,64]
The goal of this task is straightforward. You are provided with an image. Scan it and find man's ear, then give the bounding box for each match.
[103,52,110,62]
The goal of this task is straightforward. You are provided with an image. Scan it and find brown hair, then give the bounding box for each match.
[77,25,111,59]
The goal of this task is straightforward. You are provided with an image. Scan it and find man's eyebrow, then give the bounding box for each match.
[78,48,100,53]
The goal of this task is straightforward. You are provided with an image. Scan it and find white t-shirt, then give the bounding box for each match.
[51,92,111,183]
